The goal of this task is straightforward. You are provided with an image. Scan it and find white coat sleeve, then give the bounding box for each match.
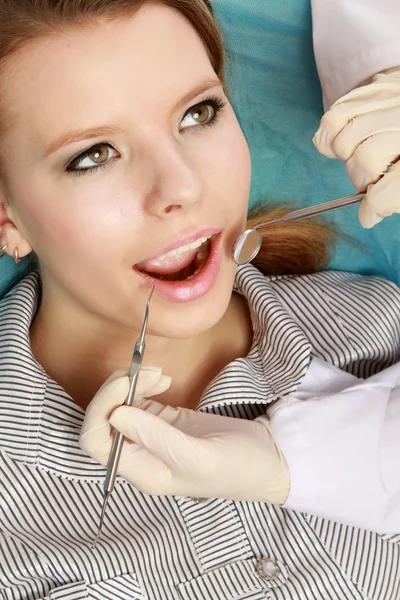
[311,0,400,108]
[268,363,400,535]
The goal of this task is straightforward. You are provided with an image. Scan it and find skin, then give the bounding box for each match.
[0,3,253,410]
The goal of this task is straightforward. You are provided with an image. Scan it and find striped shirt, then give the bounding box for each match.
[0,265,399,600]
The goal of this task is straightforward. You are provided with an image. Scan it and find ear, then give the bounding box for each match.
[0,191,33,259]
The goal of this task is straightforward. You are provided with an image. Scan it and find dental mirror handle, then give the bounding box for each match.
[254,192,365,230]
[233,191,366,266]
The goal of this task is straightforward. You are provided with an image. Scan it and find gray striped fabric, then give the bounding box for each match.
[0,265,399,600]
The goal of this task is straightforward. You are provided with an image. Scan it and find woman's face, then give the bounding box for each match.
[0,3,251,338]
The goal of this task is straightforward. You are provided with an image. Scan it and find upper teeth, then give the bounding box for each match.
[156,236,210,261]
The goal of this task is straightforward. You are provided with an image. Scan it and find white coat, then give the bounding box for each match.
[312,0,400,108]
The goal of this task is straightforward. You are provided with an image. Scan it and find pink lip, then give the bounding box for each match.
[138,227,222,263]
[134,233,223,303]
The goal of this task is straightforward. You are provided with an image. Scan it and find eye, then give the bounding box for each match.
[66,143,120,173]
[180,98,226,131]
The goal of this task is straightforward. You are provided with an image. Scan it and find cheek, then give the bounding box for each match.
[202,121,251,210]
[15,178,138,256]
[15,190,83,250]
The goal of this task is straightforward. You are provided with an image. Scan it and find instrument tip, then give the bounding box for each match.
[91,528,102,550]
[92,491,110,549]
[145,286,155,312]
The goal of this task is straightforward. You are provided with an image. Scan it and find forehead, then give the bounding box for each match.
[3,3,216,149]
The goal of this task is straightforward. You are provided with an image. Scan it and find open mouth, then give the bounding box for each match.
[134,232,222,303]
[136,236,213,283]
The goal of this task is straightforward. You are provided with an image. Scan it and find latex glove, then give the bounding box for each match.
[80,366,172,469]
[313,66,400,228]
[80,370,290,504]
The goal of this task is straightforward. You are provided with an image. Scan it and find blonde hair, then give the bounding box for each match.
[0,0,336,275]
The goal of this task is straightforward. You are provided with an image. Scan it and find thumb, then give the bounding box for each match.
[359,193,384,229]
[358,162,400,228]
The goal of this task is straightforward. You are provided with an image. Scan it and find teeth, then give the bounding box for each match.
[157,236,209,261]
[186,267,201,281]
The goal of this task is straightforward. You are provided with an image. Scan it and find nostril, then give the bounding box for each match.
[164,204,181,214]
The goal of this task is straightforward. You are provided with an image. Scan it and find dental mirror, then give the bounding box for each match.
[232,192,365,266]
[233,229,263,265]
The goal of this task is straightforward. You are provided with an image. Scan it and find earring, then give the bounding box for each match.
[14,247,20,264]
[0,244,8,259]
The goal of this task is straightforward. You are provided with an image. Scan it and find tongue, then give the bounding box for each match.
[136,246,199,276]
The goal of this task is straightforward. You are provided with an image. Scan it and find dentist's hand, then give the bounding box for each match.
[313,66,400,228]
[80,369,290,504]
[80,366,172,470]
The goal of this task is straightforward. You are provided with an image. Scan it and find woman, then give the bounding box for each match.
[0,1,398,599]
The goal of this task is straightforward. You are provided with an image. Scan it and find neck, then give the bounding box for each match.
[30,286,253,412]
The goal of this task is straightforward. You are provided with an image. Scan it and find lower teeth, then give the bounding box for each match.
[186,267,201,281]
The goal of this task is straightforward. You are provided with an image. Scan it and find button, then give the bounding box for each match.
[189,497,208,504]
[256,557,281,581]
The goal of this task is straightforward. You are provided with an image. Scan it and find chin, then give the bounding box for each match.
[144,260,237,339]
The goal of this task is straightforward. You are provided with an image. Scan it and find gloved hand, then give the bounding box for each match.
[80,366,172,469]
[80,369,290,504]
[313,66,400,228]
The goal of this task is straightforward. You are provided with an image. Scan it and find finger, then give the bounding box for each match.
[143,374,172,398]
[112,401,211,434]
[79,368,165,454]
[118,443,175,496]
[313,81,400,158]
[359,163,400,228]
[345,131,400,190]
[109,406,205,474]
[124,397,182,419]
[332,106,400,162]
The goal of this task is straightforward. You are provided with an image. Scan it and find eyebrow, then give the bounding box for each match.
[44,77,223,157]
[172,77,222,113]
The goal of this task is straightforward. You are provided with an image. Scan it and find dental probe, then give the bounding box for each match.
[92,287,154,549]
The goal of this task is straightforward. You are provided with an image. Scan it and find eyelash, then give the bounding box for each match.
[65,96,227,177]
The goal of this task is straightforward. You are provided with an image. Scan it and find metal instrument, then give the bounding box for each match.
[232,192,366,265]
[92,287,155,549]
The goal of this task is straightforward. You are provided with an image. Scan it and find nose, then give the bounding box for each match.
[141,140,203,217]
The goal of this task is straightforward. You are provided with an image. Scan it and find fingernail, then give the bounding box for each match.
[160,375,172,388]
[141,370,161,382]
[142,366,162,375]
[359,209,380,229]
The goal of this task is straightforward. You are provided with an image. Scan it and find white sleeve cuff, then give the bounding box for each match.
[268,381,398,533]
[322,42,400,109]
[311,0,400,108]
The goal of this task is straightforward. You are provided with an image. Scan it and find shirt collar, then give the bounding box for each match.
[197,264,311,410]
